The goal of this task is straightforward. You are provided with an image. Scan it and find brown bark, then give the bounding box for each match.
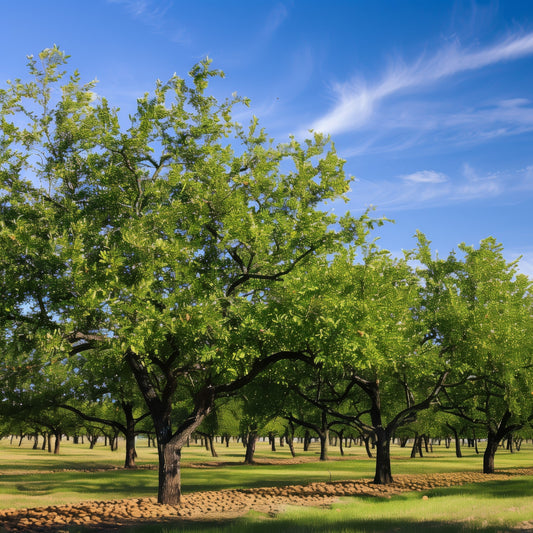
[158,441,182,505]
[123,402,137,468]
[373,427,393,484]
[483,431,499,474]
[244,432,258,464]
[53,431,61,454]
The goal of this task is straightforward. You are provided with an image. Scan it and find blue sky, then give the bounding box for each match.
[2,1,533,274]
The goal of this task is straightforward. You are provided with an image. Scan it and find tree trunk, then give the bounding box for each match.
[319,410,329,461]
[364,435,373,458]
[472,428,479,454]
[208,435,218,457]
[417,436,424,457]
[244,431,258,464]
[446,424,462,458]
[123,402,137,469]
[373,427,393,484]
[269,432,276,452]
[319,432,328,461]
[399,436,409,448]
[53,431,61,454]
[410,434,420,458]
[337,430,344,456]
[124,433,137,468]
[285,425,296,458]
[303,430,310,451]
[483,431,500,474]
[32,433,39,450]
[126,349,214,505]
[158,440,182,505]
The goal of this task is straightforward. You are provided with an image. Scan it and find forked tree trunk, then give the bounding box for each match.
[126,349,215,505]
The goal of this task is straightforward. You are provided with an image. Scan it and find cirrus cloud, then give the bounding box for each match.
[310,32,533,136]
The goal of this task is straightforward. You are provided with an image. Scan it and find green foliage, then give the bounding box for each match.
[415,235,533,464]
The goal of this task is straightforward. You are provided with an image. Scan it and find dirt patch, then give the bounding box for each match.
[1,468,532,532]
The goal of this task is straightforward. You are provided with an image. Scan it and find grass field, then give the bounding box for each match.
[1,436,532,531]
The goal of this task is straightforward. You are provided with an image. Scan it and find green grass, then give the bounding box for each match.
[1,437,532,531]
[115,477,533,533]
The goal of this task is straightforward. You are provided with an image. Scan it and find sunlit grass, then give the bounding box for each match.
[118,477,533,532]
[1,436,532,514]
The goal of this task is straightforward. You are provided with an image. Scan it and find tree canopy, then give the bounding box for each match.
[0,46,368,504]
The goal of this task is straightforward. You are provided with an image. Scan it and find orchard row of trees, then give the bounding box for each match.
[3,378,532,466]
[1,47,533,505]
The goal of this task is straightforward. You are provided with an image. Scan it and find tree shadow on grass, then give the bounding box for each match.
[5,470,158,500]
[426,475,533,499]
[110,516,513,533]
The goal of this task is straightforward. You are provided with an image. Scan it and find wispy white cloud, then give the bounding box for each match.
[443,98,533,137]
[402,170,448,184]
[107,0,188,44]
[261,3,289,39]
[310,32,533,136]
[520,165,533,190]
[348,162,521,212]
[453,163,502,199]
[108,0,149,17]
